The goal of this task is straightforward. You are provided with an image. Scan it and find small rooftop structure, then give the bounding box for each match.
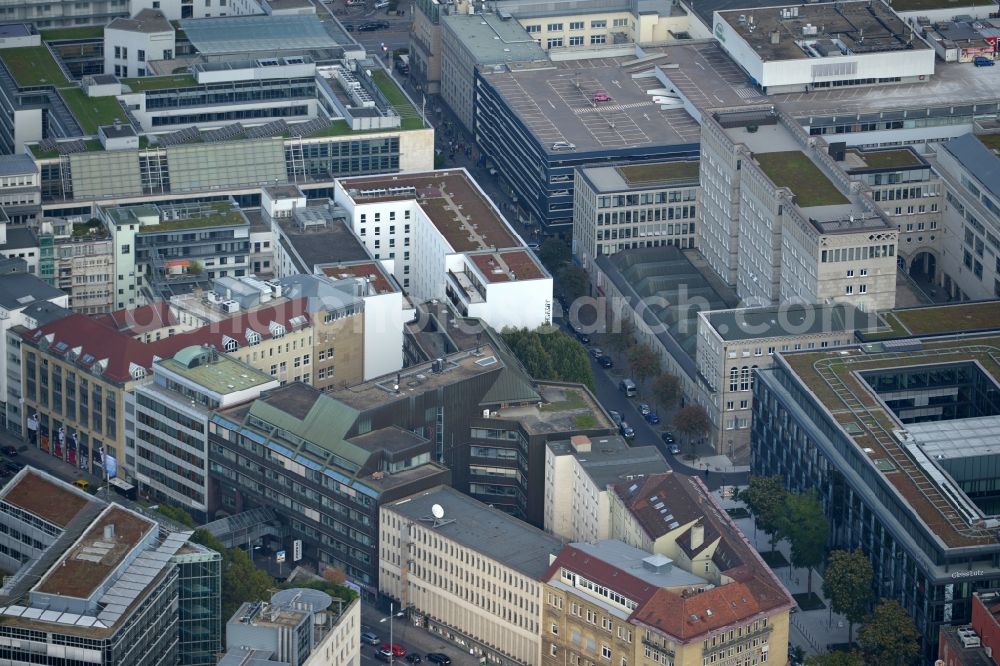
[548,435,669,488]
[103,200,248,232]
[106,9,172,34]
[179,15,342,55]
[159,345,278,395]
[441,12,548,65]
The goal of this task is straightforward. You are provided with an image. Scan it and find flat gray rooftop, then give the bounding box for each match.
[384,485,564,579]
[443,13,547,64]
[941,134,1000,203]
[275,216,370,272]
[180,15,341,54]
[568,540,705,588]
[703,304,873,342]
[548,436,669,488]
[0,24,31,38]
[479,53,703,153]
[0,154,36,177]
[908,416,1000,461]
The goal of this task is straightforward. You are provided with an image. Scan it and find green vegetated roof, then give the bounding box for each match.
[59,87,128,134]
[855,149,922,169]
[121,74,198,92]
[371,69,424,129]
[144,202,247,231]
[755,151,848,207]
[0,46,69,87]
[617,161,700,186]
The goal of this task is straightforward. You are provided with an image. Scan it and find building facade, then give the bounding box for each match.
[380,485,562,666]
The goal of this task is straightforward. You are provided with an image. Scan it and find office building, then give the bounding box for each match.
[0,1,126,29]
[100,200,251,309]
[0,271,71,432]
[696,303,871,461]
[104,9,174,78]
[573,160,699,266]
[932,133,1000,300]
[543,434,668,543]
[209,382,451,592]
[128,345,279,519]
[752,307,1000,660]
[541,535,792,666]
[699,107,897,310]
[380,485,563,665]
[37,217,116,314]
[0,153,41,224]
[711,1,935,95]
[0,222,40,276]
[0,466,222,666]
[333,170,553,330]
[130,0,263,21]
[224,589,361,666]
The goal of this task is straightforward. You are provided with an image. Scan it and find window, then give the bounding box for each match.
[613,17,629,26]
[591,34,606,44]
[602,645,612,660]
[729,367,738,392]
[845,285,854,294]
[550,645,558,657]
[569,36,584,45]
[525,24,540,33]
[569,20,584,29]
[547,38,563,48]
[591,19,607,27]
[547,22,563,30]
[137,49,145,62]
[846,269,854,277]
[551,624,559,634]
[860,268,868,277]
[121,244,130,254]
[726,401,734,411]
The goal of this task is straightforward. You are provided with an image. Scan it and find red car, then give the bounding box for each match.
[380,643,406,658]
[592,91,612,102]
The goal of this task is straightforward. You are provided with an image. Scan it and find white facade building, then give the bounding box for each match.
[104,9,175,79]
[129,0,263,21]
[712,1,935,94]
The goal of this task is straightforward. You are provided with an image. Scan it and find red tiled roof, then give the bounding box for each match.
[468,250,546,283]
[320,262,395,295]
[22,299,312,384]
[95,302,178,337]
[541,545,663,606]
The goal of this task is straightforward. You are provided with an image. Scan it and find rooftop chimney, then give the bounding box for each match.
[103,524,116,540]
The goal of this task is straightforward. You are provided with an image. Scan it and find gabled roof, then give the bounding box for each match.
[95,302,178,336]
[0,272,66,311]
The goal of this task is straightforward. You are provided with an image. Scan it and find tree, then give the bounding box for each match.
[858,599,920,666]
[537,237,571,273]
[224,547,276,621]
[627,344,661,385]
[605,318,636,354]
[500,327,594,390]
[673,404,711,442]
[155,503,196,528]
[322,566,347,586]
[558,265,589,303]
[651,373,682,411]
[804,651,865,666]
[740,476,787,554]
[781,490,830,594]
[823,549,874,645]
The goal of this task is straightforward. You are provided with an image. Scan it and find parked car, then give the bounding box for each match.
[598,354,614,368]
[381,643,406,658]
[588,347,603,359]
[592,90,613,102]
[357,22,382,31]
[360,631,380,646]
[526,242,540,251]
[620,422,636,440]
[573,327,591,344]
[661,431,675,444]
[405,655,422,664]
[1,446,17,456]
[975,56,995,67]
[73,479,90,491]
[637,403,651,416]
[644,411,661,425]
[343,23,355,31]
[426,655,452,665]
[608,410,623,427]
[668,443,681,455]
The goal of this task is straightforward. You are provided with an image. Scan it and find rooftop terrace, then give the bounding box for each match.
[319,261,395,295]
[868,301,1000,341]
[121,74,198,92]
[0,46,69,87]
[468,250,547,283]
[754,151,849,207]
[159,346,276,395]
[617,161,700,186]
[59,87,128,134]
[341,170,520,252]
[36,505,155,598]
[1,469,91,528]
[846,148,924,170]
[780,333,1000,548]
[107,201,247,231]
[496,383,611,434]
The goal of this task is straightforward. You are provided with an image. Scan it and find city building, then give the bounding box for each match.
[541,535,792,666]
[208,381,452,592]
[37,217,116,314]
[380,485,563,666]
[0,271,70,432]
[333,170,553,330]
[931,133,1000,300]
[0,222,40,276]
[104,9,174,78]
[0,466,222,666]
[543,434,668,543]
[752,305,1000,660]
[699,106,897,310]
[970,592,1000,664]
[224,589,361,666]
[475,55,700,230]
[0,0,126,29]
[128,345,279,519]
[129,0,264,21]
[0,153,41,224]
[439,13,547,133]
[696,303,872,461]
[939,623,996,666]
[711,1,935,94]
[573,160,699,266]
[100,200,252,309]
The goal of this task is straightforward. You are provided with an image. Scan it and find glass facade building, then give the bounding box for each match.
[175,545,224,666]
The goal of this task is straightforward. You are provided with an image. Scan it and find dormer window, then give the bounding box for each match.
[245,328,261,346]
[128,362,146,380]
[223,336,239,352]
[269,321,285,339]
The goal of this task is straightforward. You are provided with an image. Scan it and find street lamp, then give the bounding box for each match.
[380,602,405,664]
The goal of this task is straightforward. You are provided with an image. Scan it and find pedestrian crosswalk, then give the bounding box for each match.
[734,86,763,100]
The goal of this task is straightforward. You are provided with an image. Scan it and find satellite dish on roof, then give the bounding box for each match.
[431,504,445,519]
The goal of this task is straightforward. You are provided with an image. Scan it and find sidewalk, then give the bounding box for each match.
[714,491,853,657]
[360,603,483,666]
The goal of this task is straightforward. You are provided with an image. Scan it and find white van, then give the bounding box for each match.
[619,378,637,397]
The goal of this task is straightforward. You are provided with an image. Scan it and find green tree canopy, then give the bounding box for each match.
[781,490,830,594]
[537,237,571,273]
[858,599,920,666]
[823,549,874,645]
[501,327,594,390]
[651,373,682,410]
[558,264,590,303]
[740,476,787,553]
[804,651,865,666]
[673,404,711,441]
[605,318,636,353]
[155,503,196,528]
